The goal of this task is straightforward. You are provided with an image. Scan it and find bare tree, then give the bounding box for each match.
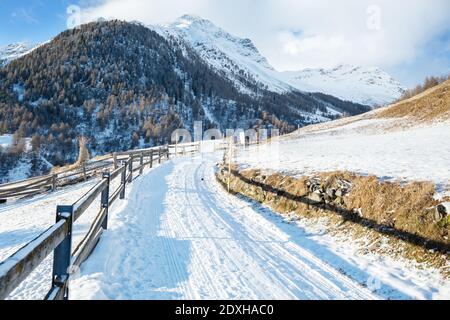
[76,136,90,166]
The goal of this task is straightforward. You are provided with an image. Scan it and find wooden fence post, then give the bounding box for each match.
[120,162,126,200]
[48,205,73,300]
[139,152,144,175]
[158,147,162,164]
[83,164,87,181]
[128,156,133,182]
[149,150,153,169]
[113,153,118,170]
[52,174,57,192]
[128,155,134,183]
[101,172,110,230]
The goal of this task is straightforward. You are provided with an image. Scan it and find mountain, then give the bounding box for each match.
[0,42,37,67]
[1,16,405,108]
[154,15,291,94]
[154,15,405,107]
[281,65,407,107]
[0,20,369,179]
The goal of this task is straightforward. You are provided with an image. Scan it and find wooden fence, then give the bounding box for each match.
[0,142,200,300]
[0,142,200,202]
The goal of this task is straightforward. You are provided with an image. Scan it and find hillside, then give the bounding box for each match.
[376,79,450,122]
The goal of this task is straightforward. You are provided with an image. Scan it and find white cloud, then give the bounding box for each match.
[78,0,450,84]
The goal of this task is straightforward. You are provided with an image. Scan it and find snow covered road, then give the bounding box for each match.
[2,153,448,300]
[70,154,444,300]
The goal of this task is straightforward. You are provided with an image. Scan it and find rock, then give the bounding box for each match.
[309,191,323,203]
[435,205,447,221]
[335,189,344,197]
[326,188,336,199]
[338,179,352,189]
[351,208,363,218]
[334,196,344,206]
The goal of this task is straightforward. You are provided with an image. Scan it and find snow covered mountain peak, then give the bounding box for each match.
[282,64,406,106]
[154,15,405,105]
[155,15,289,93]
[0,42,36,67]
[172,14,214,28]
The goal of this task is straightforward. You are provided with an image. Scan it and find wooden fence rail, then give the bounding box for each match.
[0,142,200,300]
[0,142,201,202]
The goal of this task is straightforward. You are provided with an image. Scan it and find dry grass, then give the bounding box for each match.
[284,79,450,139]
[311,171,446,242]
[217,166,449,274]
[376,79,450,122]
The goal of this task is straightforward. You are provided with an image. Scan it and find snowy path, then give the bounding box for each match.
[1,154,447,300]
[71,155,383,300]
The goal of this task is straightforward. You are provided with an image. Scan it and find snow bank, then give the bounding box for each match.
[235,121,450,194]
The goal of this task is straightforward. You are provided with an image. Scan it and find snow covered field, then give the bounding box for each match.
[235,120,450,196]
[68,155,449,300]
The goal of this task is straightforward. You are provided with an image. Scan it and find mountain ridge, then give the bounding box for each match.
[154,14,405,106]
[1,15,406,107]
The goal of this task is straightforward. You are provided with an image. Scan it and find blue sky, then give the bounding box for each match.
[1,0,449,88]
[0,0,73,45]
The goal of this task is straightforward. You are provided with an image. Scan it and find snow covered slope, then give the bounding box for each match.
[155,15,291,94]
[154,15,405,106]
[281,65,406,107]
[235,80,450,196]
[0,42,37,67]
[237,120,450,194]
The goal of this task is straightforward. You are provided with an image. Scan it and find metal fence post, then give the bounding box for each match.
[139,152,144,175]
[101,172,110,230]
[128,156,133,182]
[49,204,73,300]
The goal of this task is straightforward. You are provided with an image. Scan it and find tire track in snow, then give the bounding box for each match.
[189,158,377,299]
[71,155,383,299]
